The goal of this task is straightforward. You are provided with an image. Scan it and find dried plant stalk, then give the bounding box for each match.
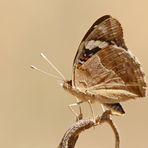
[58,110,119,148]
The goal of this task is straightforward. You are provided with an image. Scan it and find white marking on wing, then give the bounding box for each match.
[85,40,108,50]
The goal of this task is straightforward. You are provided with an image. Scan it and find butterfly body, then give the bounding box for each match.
[63,80,96,103]
[63,15,146,115]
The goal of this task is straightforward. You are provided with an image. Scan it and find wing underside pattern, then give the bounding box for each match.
[71,15,146,114]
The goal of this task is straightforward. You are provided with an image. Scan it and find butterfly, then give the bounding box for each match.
[62,15,147,117]
[31,15,146,118]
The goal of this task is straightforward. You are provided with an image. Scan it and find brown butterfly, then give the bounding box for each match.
[31,15,146,118]
[62,15,147,117]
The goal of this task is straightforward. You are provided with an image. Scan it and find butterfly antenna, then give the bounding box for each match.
[40,53,65,80]
[30,65,62,81]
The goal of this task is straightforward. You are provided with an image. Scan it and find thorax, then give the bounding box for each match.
[62,80,95,102]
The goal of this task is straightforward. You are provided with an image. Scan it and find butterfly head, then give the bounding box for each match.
[62,80,72,91]
[62,80,82,99]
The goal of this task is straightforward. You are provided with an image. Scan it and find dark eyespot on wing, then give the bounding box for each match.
[78,47,101,65]
[85,47,101,57]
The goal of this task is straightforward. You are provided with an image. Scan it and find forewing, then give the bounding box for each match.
[73,15,127,73]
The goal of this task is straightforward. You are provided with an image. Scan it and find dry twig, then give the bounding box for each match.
[58,110,119,148]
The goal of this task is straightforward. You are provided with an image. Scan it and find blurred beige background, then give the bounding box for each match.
[0,0,148,148]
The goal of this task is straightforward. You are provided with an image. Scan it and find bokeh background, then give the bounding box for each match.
[0,0,148,148]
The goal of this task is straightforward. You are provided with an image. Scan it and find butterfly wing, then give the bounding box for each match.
[73,15,127,73]
[72,15,146,114]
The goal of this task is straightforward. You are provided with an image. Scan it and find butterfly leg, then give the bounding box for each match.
[101,104,106,112]
[75,97,83,120]
[68,100,83,121]
[88,100,96,124]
